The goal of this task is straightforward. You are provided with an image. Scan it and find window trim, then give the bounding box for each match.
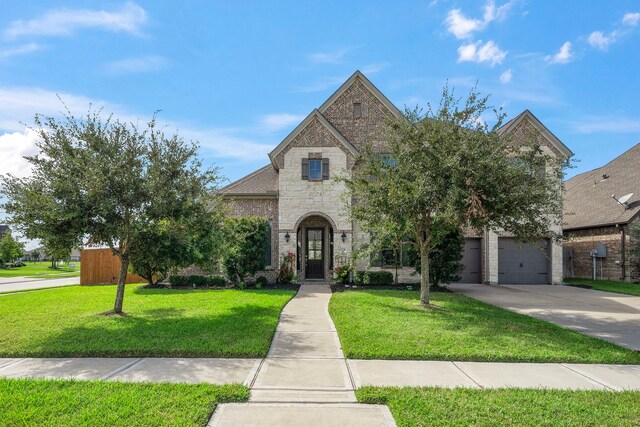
[308,159,322,181]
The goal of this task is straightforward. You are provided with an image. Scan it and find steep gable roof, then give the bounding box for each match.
[318,70,402,118]
[218,165,278,197]
[564,143,640,230]
[268,109,358,169]
[499,110,574,159]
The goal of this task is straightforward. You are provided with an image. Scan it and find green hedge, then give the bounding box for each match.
[354,270,394,286]
[169,275,227,287]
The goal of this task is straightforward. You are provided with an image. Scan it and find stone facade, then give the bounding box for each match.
[564,219,639,282]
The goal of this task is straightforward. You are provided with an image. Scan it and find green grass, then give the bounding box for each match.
[329,290,640,363]
[564,278,640,296]
[0,261,80,279]
[0,378,248,427]
[0,285,294,357]
[357,387,640,427]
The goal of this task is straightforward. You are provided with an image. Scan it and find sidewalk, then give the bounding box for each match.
[0,276,79,293]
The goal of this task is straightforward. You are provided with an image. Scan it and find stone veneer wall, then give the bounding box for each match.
[564,220,639,282]
[278,146,352,268]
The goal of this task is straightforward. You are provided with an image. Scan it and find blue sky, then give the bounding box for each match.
[1,0,639,189]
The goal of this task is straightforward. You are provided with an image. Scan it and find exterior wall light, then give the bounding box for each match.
[284,232,290,243]
[341,232,347,242]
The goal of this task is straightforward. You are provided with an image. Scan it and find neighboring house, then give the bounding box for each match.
[0,225,10,239]
[563,144,640,282]
[219,71,572,284]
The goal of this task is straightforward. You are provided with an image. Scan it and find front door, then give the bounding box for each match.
[305,228,324,279]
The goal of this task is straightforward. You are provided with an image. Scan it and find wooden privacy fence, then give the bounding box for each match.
[80,248,144,285]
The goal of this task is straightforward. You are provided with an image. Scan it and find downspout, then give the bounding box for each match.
[620,226,626,281]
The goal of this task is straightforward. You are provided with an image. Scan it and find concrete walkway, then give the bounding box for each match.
[210,284,396,426]
[449,283,640,350]
[0,276,79,293]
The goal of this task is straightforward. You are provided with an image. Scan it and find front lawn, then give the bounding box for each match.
[564,278,640,296]
[329,290,640,363]
[0,378,248,427]
[0,285,294,357]
[357,387,640,427]
[0,261,80,279]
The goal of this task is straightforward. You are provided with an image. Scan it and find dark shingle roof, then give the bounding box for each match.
[218,165,278,196]
[564,143,640,230]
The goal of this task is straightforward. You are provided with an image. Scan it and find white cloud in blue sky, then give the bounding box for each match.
[3,2,147,39]
[106,55,169,74]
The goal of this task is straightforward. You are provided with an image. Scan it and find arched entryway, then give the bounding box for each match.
[295,214,335,280]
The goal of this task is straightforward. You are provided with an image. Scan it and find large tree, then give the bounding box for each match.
[342,86,566,306]
[1,109,223,313]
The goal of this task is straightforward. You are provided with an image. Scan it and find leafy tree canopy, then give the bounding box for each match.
[0,233,24,265]
[341,85,567,305]
[1,108,224,313]
[222,217,269,285]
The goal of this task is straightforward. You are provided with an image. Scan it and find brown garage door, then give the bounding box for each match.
[457,238,482,283]
[498,238,549,284]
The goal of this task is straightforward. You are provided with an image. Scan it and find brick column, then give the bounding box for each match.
[484,230,499,285]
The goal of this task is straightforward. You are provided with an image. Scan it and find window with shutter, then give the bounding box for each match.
[301,158,309,180]
[321,158,330,180]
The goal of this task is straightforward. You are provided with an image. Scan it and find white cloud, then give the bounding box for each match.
[106,55,169,74]
[457,40,507,66]
[622,12,640,26]
[0,86,274,167]
[499,68,513,83]
[444,1,514,39]
[0,43,41,60]
[361,63,389,74]
[587,31,615,51]
[259,113,305,133]
[4,2,147,39]
[545,41,573,64]
[295,75,350,92]
[308,48,351,64]
[570,116,640,134]
[0,129,40,178]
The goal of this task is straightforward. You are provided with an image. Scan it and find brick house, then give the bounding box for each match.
[563,144,640,282]
[219,71,573,284]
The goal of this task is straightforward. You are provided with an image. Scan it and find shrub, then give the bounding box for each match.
[169,274,227,287]
[255,276,268,289]
[278,252,296,284]
[334,264,352,284]
[222,217,270,284]
[354,270,394,286]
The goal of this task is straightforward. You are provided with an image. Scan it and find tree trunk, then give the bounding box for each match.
[113,253,129,314]
[420,246,430,306]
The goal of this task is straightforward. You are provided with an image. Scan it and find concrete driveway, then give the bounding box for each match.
[449,283,640,351]
[0,277,79,293]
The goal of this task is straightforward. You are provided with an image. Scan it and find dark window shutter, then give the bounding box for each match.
[301,158,309,180]
[322,158,330,180]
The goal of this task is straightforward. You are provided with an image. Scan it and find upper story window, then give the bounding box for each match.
[309,159,322,180]
[353,102,362,118]
[301,157,330,181]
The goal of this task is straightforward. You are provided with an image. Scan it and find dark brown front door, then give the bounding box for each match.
[306,228,324,279]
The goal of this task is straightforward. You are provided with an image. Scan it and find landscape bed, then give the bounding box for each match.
[329,289,640,363]
[0,378,248,427]
[0,285,295,358]
[357,386,640,427]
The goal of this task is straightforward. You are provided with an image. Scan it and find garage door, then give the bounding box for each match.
[498,238,549,284]
[457,238,482,283]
